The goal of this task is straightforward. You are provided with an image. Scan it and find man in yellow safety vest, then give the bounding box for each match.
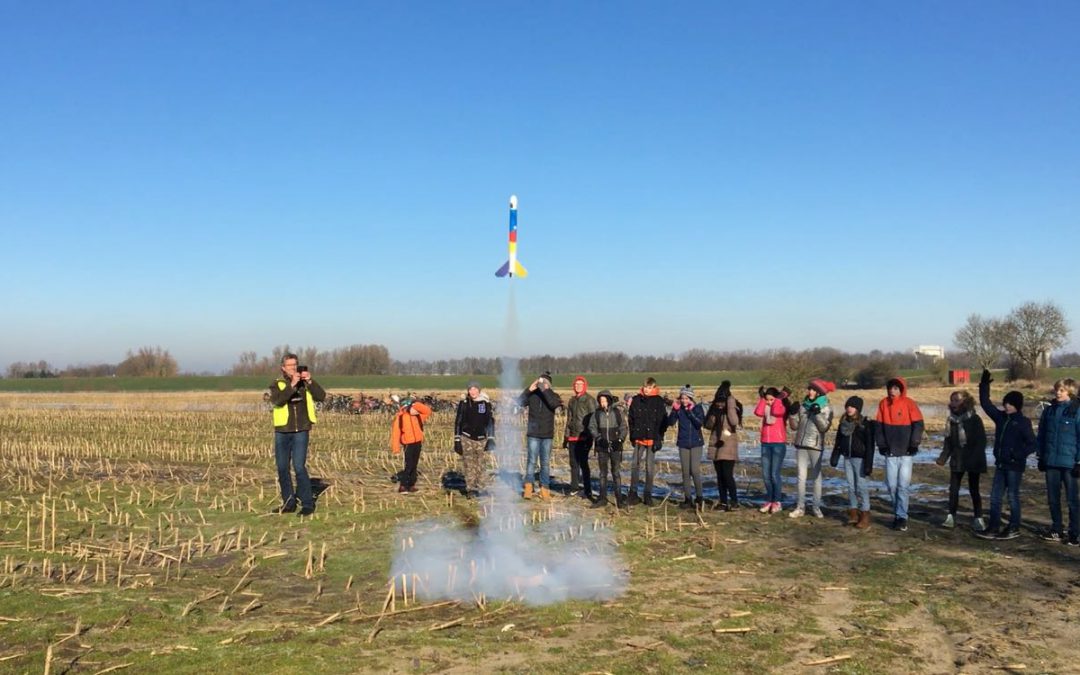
[268,353,326,515]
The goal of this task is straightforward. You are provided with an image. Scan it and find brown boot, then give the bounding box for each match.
[855,510,871,529]
[539,487,552,501]
[523,483,533,500]
[847,508,859,526]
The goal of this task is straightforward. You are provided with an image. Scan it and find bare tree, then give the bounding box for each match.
[116,347,178,377]
[1000,301,1070,379]
[953,313,1006,369]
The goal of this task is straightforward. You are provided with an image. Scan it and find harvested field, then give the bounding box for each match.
[1,386,1077,673]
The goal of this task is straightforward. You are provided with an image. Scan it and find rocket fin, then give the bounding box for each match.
[495,260,510,277]
[513,260,528,278]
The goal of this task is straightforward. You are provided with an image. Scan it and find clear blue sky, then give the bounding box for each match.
[3,2,1078,373]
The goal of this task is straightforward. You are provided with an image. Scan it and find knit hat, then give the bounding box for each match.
[678,384,695,401]
[466,381,481,392]
[1003,390,1025,412]
[808,379,836,396]
[844,396,864,414]
[537,371,552,384]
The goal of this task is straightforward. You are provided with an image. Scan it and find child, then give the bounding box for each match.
[935,390,987,530]
[518,371,563,501]
[754,386,791,514]
[588,390,629,508]
[564,376,597,500]
[975,369,1035,540]
[1036,377,1080,545]
[705,381,742,510]
[390,395,433,494]
[788,379,836,519]
[668,385,706,509]
[628,377,668,507]
[875,377,925,531]
[453,382,495,498]
[830,396,875,528]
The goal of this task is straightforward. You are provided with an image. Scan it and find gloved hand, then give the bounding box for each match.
[672,400,682,411]
[908,445,919,455]
[757,386,766,399]
[808,403,821,416]
[684,402,694,410]
[453,438,463,455]
[785,399,801,416]
[485,438,495,453]
[935,455,946,466]
[980,368,993,387]
[1072,465,1080,479]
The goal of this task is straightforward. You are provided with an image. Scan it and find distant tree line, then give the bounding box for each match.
[229,344,392,376]
[5,346,176,379]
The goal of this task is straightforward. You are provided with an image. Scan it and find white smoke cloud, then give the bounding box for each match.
[388,303,627,606]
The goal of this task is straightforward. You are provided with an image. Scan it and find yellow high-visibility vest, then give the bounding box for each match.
[271,380,318,427]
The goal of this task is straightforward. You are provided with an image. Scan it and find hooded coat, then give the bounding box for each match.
[874,377,925,456]
[564,376,597,442]
[790,395,834,452]
[390,401,433,454]
[706,393,741,461]
[979,376,1036,471]
[1036,398,1080,470]
[588,390,628,451]
[667,399,705,448]
[938,399,988,473]
[753,397,790,444]
[454,392,494,440]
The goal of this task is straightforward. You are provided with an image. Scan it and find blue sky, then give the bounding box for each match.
[2,2,1078,373]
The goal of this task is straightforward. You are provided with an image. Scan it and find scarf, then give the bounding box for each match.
[947,409,974,448]
[802,394,829,411]
[838,414,860,437]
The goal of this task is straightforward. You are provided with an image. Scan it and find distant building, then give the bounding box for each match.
[914,345,945,361]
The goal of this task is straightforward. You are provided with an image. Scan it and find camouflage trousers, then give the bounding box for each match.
[462,437,489,492]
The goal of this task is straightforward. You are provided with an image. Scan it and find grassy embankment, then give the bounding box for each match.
[1,388,1079,673]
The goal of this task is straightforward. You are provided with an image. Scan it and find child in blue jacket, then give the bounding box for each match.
[667,384,706,510]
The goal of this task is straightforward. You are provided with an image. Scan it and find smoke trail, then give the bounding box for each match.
[388,287,627,606]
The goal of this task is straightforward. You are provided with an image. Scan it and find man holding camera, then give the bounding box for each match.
[268,353,326,516]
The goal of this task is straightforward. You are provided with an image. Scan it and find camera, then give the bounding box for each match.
[297,365,308,373]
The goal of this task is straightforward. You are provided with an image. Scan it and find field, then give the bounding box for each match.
[2,385,1080,674]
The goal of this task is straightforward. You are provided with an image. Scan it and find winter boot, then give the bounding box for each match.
[539,487,551,501]
[855,510,871,529]
[846,509,859,525]
[523,483,533,500]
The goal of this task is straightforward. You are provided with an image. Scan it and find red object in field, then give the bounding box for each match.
[949,370,970,385]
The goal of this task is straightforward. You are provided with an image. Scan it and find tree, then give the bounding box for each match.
[999,301,1070,379]
[115,347,178,377]
[953,313,1006,369]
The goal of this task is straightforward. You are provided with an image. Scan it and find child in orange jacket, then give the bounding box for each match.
[391,395,433,493]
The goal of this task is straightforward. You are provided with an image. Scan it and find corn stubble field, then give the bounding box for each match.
[2,389,1080,674]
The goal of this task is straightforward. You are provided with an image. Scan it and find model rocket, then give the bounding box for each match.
[494,194,527,278]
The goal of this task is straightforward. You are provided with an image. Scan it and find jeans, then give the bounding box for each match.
[987,467,1023,531]
[1045,467,1080,538]
[570,440,592,495]
[630,442,657,498]
[844,456,870,511]
[760,443,786,503]
[948,471,983,517]
[679,446,703,501]
[525,436,552,488]
[275,430,312,509]
[884,455,914,520]
[795,447,823,509]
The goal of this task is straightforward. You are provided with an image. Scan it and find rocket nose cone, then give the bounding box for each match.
[509,195,518,210]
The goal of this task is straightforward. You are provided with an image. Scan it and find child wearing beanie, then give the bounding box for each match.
[788,379,836,519]
[668,384,706,510]
[976,369,1035,540]
[830,395,875,528]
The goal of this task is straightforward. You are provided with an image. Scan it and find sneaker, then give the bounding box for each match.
[397,485,408,494]
[897,518,908,532]
[730,502,741,511]
[1041,529,1063,543]
[789,507,805,519]
[975,527,998,540]
[995,528,1020,540]
[759,502,772,513]
[811,506,824,519]
[298,506,315,516]
[972,517,986,532]
[1067,535,1079,547]
[942,514,955,529]
[769,502,783,514]
[590,499,609,509]
[679,499,694,510]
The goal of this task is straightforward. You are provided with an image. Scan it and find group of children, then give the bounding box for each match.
[389,370,1080,543]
